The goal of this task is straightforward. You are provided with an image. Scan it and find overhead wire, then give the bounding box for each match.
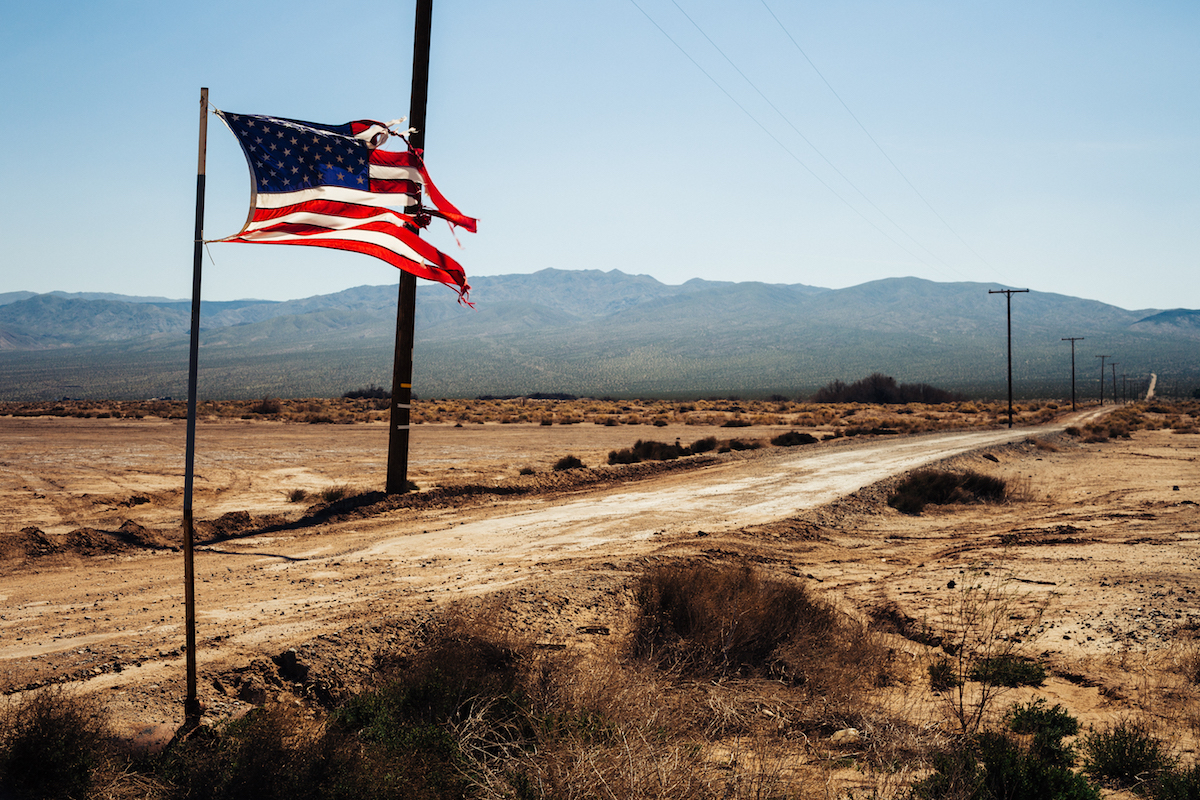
[758,0,1006,280]
[666,0,969,281]
[626,0,934,269]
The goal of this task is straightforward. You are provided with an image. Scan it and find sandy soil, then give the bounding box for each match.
[2,408,1199,756]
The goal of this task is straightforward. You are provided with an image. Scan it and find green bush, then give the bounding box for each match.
[1009,697,1079,739]
[969,655,1047,687]
[1008,698,1080,768]
[1083,719,1175,793]
[914,730,1099,800]
[1152,764,1200,800]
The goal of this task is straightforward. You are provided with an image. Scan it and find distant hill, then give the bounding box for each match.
[0,270,1195,400]
[1131,309,1200,339]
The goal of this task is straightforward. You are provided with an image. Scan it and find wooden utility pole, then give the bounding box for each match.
[1062,337,1084,411]
[1096,355,1110,405]
[1111,363,1118,405]
[387,0,433,494]
[182,87,208,728]
[989,288,1029,428]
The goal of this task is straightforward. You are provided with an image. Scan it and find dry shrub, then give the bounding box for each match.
[248,396,283,415]
[161,703,354,800]
[317,484,355,504]
[630,563,889,691]
[608,439,689,464]
[552,455,584,471]
[888,470,1008,515]
[0,688,114,799]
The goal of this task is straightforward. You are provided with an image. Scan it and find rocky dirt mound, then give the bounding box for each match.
[0,521,178,561]
[0,526,63,559]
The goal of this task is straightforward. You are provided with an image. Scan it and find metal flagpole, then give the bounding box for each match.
[387,0,432,494]
[182,87,208,728]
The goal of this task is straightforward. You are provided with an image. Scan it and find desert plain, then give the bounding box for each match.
[1,399,1199,794]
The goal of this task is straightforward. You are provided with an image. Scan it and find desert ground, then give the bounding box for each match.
[2,401,1199,792]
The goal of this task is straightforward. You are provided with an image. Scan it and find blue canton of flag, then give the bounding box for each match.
[221,114,373,195]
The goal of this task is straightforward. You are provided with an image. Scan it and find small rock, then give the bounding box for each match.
[830,728,860,745]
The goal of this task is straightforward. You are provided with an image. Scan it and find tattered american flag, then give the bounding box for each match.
[213,110,476,301]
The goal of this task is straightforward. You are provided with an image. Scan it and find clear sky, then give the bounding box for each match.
[2,1,1196,311]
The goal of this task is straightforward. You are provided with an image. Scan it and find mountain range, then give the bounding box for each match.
[1,270,1197,401]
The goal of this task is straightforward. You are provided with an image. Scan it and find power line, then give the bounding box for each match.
[665,0,968,281]
[626,0,932,267]
[758,0,1005,281]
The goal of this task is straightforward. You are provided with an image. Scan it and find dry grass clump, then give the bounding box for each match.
[888,470,1008,515]
[630,563,890,692]
[316,484,357,504]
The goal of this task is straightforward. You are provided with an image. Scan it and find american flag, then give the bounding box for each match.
[214,110,476,301]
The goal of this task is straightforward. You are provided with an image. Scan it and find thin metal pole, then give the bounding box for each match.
[989,289,1028,428]
[182,87,208,728]
[1062,337,1084,412]
[387,0,432,495]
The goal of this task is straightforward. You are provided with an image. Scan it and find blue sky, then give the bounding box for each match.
[2,1,1196,310]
